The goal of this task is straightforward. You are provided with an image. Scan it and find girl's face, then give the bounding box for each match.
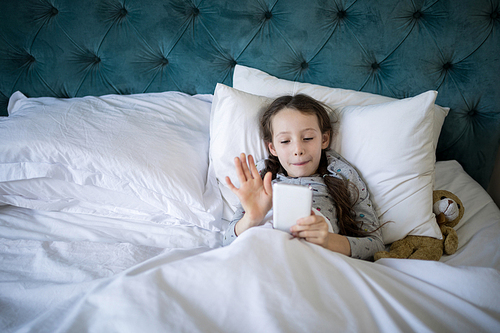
[268,108,330,177]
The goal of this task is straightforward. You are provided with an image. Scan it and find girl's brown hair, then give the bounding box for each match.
[260,94,365,237]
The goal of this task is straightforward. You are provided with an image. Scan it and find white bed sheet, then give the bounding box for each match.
[13,230,500,333]
[0,206,221,331]
[0,205,221,249]
[0,160,499,332]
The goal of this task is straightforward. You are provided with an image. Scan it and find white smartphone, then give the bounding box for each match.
[272,183,313,233]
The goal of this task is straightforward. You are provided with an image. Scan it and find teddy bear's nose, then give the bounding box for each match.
[448,200,453,205]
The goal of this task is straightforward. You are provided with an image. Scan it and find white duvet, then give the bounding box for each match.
[1,161,500,332]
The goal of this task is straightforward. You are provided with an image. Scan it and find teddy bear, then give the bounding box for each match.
[374,190,464,261]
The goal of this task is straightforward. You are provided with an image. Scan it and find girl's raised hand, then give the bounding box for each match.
[226,153,273,227]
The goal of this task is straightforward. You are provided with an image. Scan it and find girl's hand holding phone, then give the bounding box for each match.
[291,213,352,256]
[290,213,330,248]
[226,153,273,234]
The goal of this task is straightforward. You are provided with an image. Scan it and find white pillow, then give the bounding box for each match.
[210,83,442,244]
[333,93,440,243]
[0,91,222,230]
[233,64,448,151]
[210,84,272,213]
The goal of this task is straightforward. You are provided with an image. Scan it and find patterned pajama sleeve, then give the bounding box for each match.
[223,205,244,246]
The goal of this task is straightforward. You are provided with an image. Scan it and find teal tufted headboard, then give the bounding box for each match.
[0,0,499,189]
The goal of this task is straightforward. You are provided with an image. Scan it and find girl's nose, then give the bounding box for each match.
[294,143,304,156]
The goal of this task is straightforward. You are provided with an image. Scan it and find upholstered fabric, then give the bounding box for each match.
[0,0,499,188]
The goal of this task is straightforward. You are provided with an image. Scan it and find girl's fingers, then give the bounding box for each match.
[291,224,323,234]
[296,215,322,226]
[225,176,237,192]
[248,155,263,182]
[263,171,273,196]
[239,153,253,180]
[292,229,328,241]
[293,230,315,238]
[233,156,247,183]
[291,216,328,233]
[233,153,262,184]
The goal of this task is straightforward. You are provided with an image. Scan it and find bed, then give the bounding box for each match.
[0,0,499,332]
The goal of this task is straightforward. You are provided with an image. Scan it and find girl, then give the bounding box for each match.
[223,94,384,260]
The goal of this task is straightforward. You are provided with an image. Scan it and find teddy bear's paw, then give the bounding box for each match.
[374,251,404,260]
[408,249,442,261]
[374,251,391,261]
[444,235,458,255]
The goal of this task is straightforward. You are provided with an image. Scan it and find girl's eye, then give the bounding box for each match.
[304,137,313,141]
[280,140,290,144]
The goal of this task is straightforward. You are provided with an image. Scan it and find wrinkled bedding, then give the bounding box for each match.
[1,161,499,332]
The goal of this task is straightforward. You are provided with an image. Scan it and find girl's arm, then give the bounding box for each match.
[226,153,273,236]
[325,233,351,256]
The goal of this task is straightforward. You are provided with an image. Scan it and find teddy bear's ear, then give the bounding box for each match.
[435,190,464,228]
[433,190,447,204]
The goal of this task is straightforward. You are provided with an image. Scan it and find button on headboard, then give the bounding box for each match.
[0,0,499,189]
